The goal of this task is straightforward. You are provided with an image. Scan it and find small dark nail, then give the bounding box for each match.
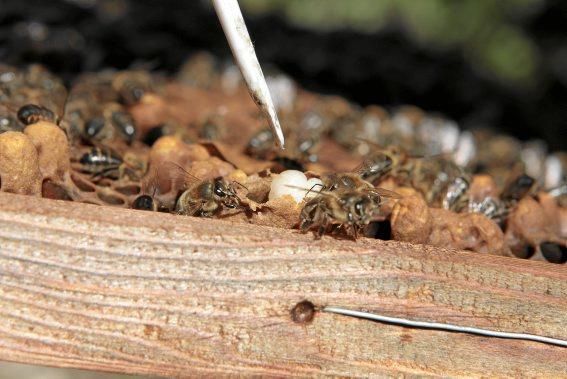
[291,300,316,324]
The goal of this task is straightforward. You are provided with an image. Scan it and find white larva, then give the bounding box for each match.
[269,170,323,203]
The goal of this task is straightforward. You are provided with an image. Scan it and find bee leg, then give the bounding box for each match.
[119,165,140,181]
[316,224,326,239]
[316,214,329,239]
[352,224,359,241]
[91,166,119,181]
[299,219,312,233]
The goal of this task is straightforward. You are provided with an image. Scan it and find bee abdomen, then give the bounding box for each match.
[17,104,56,125]
[79,147,123,173]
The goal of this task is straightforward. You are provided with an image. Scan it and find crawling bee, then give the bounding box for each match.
[356,146,408,183]
[77,147,144,181]
[17,103,57,125]
[300,186,399,239]
[410,157,471,210]
[1,101,60,132]
[468,173,536,223]
[167,163,241,217]
[81,103,137,144]
[357,144,471,211]
[322,172,379,192]
[442,175,470,212]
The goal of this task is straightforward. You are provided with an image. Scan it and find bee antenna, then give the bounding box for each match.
[284,184,334,198]
[232,180,248,191]
[305,183,324,197]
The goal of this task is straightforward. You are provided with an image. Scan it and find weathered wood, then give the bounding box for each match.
[0,192,565,377]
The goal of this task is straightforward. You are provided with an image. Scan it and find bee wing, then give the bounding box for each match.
[371,187,402,199]
[157,161,201,191]
[140,164,161,196]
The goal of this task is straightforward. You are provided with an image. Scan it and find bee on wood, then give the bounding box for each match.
[165,163,241,217]
[77,147,144,181]
[299,186,399,239]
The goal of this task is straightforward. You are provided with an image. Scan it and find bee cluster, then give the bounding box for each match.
[0,54,564,264]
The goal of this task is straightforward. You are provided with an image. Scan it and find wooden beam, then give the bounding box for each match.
[0,192,565,377]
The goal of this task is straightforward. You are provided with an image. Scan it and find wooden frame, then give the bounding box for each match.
[0,192,565,377]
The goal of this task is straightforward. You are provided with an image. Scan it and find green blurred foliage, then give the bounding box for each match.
[241,0,543,86]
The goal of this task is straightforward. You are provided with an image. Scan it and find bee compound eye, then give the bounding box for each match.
[214,182,226,197]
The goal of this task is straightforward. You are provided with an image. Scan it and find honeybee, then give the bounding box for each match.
[299,186,399,239]
[165,163,241,217]
[442,175,470,212]
[500,174,536,203]
[77,102,137,144]
[468,174,536,223]
[410,157,472,210]
[17,103,57,125]
[77,147,145,181]
[19,65,68,124]
[356,144,471,211]
[356,146,408,183]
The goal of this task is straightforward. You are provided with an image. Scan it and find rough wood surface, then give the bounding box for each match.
[0,192,565,377]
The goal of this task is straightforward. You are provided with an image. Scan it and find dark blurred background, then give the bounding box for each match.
[0,0,565,150]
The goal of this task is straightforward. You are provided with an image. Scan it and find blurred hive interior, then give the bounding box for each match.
[1,0,565,150]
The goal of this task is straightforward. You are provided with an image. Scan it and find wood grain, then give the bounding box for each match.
[0,192,565,377]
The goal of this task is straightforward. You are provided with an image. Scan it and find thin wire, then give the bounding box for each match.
[323,306,567,348]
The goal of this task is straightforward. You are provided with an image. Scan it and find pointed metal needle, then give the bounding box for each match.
[212,0,285,149]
